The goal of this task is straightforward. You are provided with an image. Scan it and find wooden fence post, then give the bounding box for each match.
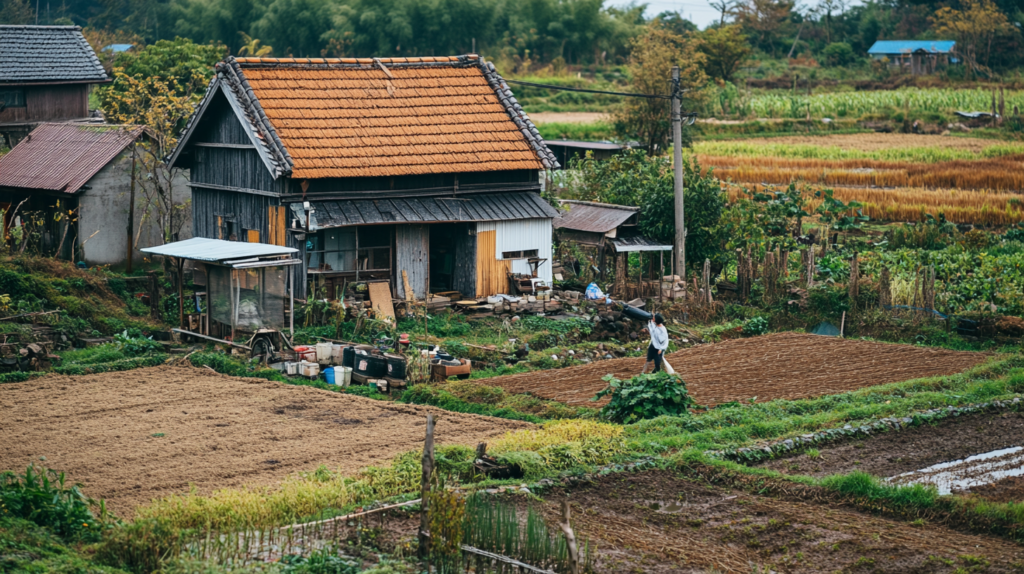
[418,414,436,560]
[559,501,580,574]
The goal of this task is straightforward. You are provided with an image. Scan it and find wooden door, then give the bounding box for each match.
[475,230,510,297]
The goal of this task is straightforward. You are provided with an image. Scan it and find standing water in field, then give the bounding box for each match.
[887,446,1024,495]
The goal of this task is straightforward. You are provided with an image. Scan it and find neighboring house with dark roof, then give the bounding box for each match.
[0,25,109,147]
[867,40,956,75]
[0,123,190,266]
[169,55,559,300]
[554,200,672,294]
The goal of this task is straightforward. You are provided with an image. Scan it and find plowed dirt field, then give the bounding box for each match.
[485,332,989,407]
[0,367,530,517]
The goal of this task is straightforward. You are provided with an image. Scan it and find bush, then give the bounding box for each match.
[822,42,856,67]
[742,316,769,336]
[592,372,695,423]
[0,465,103,542]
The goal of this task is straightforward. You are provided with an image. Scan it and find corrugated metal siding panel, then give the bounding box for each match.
[396,224,429,300]
[477,218,553,285]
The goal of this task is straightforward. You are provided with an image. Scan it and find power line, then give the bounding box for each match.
[502,78,676,100]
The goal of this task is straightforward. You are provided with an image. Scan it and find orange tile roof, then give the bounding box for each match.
[208,55,554,179]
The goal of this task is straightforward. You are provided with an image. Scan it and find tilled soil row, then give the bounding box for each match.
[0,366,530,516]
[484,332,989,407]
[533,470,1024,573]
[758,408,1024,481]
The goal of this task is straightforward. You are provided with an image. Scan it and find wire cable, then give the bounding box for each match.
[501,78,677,100]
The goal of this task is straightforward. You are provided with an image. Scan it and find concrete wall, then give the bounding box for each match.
[477,218,553,285]
[78,152,192,266]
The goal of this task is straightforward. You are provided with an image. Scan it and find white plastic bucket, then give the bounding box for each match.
[315,342,332,365]
[331,344,344,364]
[285,362,298,375]
[338,366,353,387]
[300,361,320,377]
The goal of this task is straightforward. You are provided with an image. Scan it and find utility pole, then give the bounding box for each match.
[671,66,686,280]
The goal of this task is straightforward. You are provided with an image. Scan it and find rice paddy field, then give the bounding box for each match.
[695,133,1024,226]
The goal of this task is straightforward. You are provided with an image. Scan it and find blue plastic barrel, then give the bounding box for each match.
[324,366,335,385]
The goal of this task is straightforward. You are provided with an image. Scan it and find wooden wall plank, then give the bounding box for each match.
[247,229,260,243]
[395,224,428,300]
[475,230,509,297]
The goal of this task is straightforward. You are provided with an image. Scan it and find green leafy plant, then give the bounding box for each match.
[113,330,163,356]
[592,372,695,423]
[0,465,105,542]
[742,316,769,336]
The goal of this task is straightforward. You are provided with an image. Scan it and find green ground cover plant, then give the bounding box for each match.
[593,372,696,423]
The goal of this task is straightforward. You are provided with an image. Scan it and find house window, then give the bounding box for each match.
[306,227,392,273]
[501,249,539,259]
[0,89,25,108]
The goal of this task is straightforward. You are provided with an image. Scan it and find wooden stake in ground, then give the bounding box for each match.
[558,501,580,574]
[418,414,435,559]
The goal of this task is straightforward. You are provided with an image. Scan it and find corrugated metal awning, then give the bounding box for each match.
[611,237,673,252]
[308,191,558,228]
[554,200,638,233]
[141,237,299,266]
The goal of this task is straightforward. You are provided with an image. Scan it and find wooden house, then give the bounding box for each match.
[867,41,956,75]
[0,25,109,147]
[0,122,191,265]
[168,55,559,301]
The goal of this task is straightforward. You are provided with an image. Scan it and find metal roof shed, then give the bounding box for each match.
[142,238,301,343]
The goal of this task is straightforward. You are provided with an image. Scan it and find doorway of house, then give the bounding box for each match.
[429,224,456,293]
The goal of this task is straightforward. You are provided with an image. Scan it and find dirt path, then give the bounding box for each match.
[725,132,1008,152]
[527,112,610,124]
[759,410,1024,480]
[483,332,989,407]
[0,367,530,517]
[536,471,1024,573]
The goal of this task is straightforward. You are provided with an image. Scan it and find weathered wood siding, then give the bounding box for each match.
[302,170,539,197]
[187,91,286,194]
[191,187,279,243]
[395,224,429,300]
[452,223,476,298]
[0,85,89,124]
[192,147,285,193]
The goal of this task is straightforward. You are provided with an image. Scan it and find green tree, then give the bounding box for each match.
[736,0,793,56]
[0,0,35,24]
[613,22,707,154]
[106,37,223,98]
[932,0,1018,76]
[822,41,855,66]
[699,24,751,81]
[563,150,726,272]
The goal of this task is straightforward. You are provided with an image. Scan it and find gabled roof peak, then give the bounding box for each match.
[172,54,557,179]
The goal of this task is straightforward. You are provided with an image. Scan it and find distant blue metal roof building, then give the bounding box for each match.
[102,43,134,53]
[868,40,955,55]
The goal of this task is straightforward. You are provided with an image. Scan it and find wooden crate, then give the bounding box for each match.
[430,358,471,381]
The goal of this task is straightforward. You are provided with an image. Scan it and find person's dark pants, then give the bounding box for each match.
[646,344,663,373]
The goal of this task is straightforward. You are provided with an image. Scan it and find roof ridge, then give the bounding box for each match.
[478,58,559,170]
[218,57,295,177]
[233,54,481,67]
[0,25,82,29]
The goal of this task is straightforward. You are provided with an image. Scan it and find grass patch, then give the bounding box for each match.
[535,121,614,142]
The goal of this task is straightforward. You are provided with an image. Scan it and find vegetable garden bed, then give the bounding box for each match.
[478,332,990,407]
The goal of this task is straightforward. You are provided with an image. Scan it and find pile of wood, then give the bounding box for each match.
[0,341,59,371]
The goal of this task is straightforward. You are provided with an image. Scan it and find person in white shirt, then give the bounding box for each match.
[644,313,668,373]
